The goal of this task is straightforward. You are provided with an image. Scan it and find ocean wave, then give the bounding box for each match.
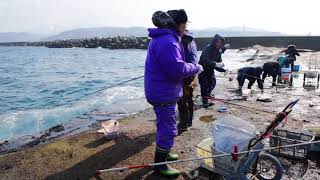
[0,85,146,142]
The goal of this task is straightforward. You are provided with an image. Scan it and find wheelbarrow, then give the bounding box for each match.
[197,99,300,180]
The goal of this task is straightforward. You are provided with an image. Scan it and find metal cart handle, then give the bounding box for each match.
[282,98,300,115]
[249,99,300,149]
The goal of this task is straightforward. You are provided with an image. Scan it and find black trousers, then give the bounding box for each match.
[177,76,195,126]
[237,74,256,89]
[262,70,278,85]
[198,73,216,98]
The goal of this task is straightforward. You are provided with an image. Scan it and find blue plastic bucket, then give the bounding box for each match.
[293,65,300,72]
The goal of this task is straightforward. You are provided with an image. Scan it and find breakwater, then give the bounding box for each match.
[26,37,148,49]
[1,36,320,50]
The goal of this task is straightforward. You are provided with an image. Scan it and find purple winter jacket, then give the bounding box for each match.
[144,28,199,104]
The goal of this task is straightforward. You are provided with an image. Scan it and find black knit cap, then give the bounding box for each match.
[152,11,176,28]
[167,9,188,25]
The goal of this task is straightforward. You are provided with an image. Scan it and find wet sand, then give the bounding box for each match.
[1,46,320,180]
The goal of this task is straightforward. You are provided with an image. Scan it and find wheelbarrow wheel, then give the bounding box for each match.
[256,153,283,180]
[303,74,306,87]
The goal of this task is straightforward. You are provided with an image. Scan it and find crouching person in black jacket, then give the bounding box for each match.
[262,61,280,86]
[237,67,264,93]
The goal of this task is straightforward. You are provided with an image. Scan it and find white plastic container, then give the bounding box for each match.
[281,67,292,73]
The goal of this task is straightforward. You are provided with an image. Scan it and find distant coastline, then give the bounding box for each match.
[26,36,149,49]
[1,36,320,50]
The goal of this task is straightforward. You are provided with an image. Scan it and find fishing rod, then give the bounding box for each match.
[96,140,320,175]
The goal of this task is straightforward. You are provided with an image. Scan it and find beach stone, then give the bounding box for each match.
[49,125,64,132]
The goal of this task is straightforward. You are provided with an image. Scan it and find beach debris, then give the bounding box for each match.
[199,115,215,123]
[257,94,272,102]
[0,164,13,170]
[49,125,64,133]
[228,75,233,81]
[302,124,320,162]
[217,107,228,113]
[297,49,314,52]
[246,49,258,62]
[241,89,251,99]
[303,124,320,136]
[309,103,320,108]
[98,120,119,139]
[192,170,199,178]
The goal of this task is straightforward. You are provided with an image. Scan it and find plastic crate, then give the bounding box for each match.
[270,129,314,159]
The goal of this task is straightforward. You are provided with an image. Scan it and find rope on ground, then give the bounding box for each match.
[205,96,275,114]
[194,95,275,114]
[97,140,320,173]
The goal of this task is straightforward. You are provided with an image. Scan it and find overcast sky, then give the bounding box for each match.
[0,0,319,35]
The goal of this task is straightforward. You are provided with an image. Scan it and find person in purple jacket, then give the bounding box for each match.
[145,10,203,177]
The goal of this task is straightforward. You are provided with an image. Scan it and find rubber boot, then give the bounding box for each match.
[177,112,188,131]
[154,146,180,177]
[167,150,179,161]
[208,101,215,106]
[177,103,189,133]
[238,87,243,96]
[202,98,209,108]
[177,123,188,133]
[188,109,193,127]
[187,101,194,127]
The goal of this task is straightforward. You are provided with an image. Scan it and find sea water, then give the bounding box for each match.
[0,47,256,142]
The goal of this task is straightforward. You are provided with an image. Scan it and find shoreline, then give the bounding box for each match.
[1,87,319,179]
[0,107,151,155]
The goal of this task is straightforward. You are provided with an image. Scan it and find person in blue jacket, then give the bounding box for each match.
[145,10,203,177]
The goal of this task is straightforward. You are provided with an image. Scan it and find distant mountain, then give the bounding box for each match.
[45,26,285,41]
[0,32,48,43]
[0,26,285,43]
[45,27,148,41]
